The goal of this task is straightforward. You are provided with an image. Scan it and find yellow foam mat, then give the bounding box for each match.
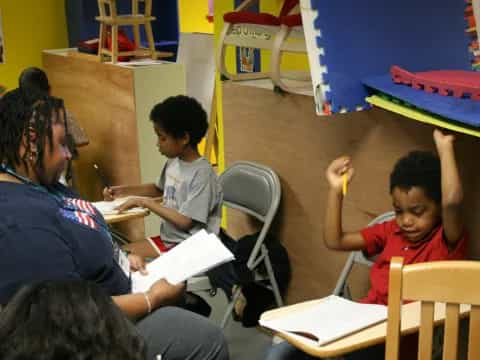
[366,95,480,138]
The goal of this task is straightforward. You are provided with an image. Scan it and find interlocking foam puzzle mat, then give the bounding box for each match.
[306,0,472,113]
[364,74,480,128]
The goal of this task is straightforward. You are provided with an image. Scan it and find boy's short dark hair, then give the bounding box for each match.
[150,95,208,147]
[18,67,50,104]
[389,150,441,204]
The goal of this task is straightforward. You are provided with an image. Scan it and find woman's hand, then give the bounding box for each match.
[128,254,147,275]
[147,279,185,309]
[326,156,354,193]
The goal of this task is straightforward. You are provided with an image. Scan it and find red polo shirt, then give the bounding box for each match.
[359,219,467,305]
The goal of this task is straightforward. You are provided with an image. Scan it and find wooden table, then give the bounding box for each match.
[260,300,470,358]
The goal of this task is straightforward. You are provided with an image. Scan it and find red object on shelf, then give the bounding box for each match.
[390,65,480,100]
[105,28,136,61]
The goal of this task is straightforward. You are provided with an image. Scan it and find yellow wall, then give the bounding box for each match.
[0,0,68,90]
[178,0,214,34]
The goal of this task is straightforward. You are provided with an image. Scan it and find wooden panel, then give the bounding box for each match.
[418,302,434,360]
[443,303,460,360]
[43,51,144,240]
[402,261,480,305]
[222,82,480,303]
[468,306,480,360]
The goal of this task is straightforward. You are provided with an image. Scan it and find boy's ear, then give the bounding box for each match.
[181,132,191,146]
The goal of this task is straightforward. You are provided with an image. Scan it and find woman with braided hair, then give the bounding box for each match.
[0,89,229,360]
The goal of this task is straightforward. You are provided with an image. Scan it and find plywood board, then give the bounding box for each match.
[222,82,480,304]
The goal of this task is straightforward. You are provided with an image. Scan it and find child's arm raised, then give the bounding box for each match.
[324,156,365,251]
[433,129,464,247]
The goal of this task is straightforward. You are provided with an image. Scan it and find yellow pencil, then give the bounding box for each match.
[342,173,347,196]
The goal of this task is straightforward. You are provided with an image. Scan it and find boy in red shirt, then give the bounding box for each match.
[264,129,466,360]
[324,129,467,306]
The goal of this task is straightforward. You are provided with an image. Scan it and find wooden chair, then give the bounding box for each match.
[217,0,310,93]
[386,257,480,360]
[96,0,157,63]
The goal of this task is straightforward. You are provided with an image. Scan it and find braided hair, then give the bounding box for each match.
[0,89,66,173]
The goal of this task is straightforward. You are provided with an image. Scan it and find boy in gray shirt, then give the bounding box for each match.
[104,95,222,259]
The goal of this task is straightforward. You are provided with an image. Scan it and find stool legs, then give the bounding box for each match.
[144,22,157,60]
[111,24,119,64]
[98,23,107,61]
[133,24,141,49]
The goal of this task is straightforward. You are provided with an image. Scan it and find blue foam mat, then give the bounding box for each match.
[309,0,472,113]
[363,74,480,128]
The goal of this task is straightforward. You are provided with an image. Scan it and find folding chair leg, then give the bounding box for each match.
[263,247,284,307]
[110,228,130,246]
[220,286,243,329]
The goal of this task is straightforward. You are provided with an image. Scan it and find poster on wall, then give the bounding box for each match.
[0,9,5,64]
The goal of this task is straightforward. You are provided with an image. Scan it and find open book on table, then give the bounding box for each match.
[259,295,387,346]
[131,229,234,292]
[92,197,146,216]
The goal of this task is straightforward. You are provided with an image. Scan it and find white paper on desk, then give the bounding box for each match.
[259,295,387,346]
[131,230,234,292]
[92,197,145,216]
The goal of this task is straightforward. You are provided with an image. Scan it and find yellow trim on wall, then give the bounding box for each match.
[178,0,214,34]
[0,0,68,90]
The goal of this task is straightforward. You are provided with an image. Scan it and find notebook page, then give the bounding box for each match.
[131,230,234,292]
[259,295,387,346]
[92,197,145,215]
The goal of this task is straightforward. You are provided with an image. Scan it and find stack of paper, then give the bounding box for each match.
[131,229,234,292]
[260,295,387,346]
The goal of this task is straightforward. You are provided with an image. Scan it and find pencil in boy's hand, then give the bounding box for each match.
[342,173,348,196]
[93,163,111,190]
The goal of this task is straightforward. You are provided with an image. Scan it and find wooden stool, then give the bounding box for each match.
[96,0,157,63]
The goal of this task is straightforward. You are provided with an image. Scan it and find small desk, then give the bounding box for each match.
[260,300,470,358]
[104,210,150,246]
[104,209,150,225]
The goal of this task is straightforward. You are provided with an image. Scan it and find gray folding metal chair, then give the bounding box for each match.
[332,211,395,298]
[187,161,283,328]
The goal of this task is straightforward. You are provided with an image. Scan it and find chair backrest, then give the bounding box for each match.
[332,211,395,296]
[219,161,281,269]
[386,257,480,360]
[279,0,300,17]
[97,0,151,18]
